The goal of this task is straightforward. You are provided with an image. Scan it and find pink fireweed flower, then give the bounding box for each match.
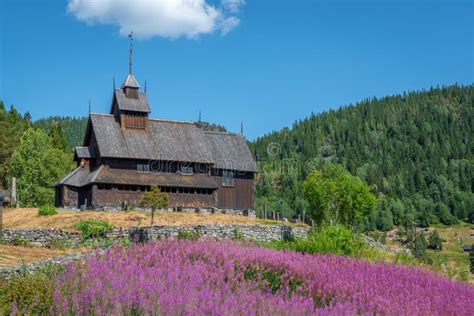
[43,240,474,315]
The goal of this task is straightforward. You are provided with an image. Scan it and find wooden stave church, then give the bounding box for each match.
[54,55,257,211]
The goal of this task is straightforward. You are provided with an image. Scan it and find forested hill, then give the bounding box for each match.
[34,116,88,148]
[250,85,474,229]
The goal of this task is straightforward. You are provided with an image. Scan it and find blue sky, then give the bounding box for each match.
[1,0,472,140]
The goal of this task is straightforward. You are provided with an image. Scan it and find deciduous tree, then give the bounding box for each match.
[141,185,169,226]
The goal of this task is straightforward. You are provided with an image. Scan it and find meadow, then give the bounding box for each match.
[3,208,286,231]
[4,240,474,315]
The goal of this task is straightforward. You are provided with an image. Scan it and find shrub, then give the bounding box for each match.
[12,236,29,247]
[177,229,200,241]
[0,269,54,315]
[37,205,57,216]
[428,230,443,251]
[74,220,113,239]
[266,225,364,256]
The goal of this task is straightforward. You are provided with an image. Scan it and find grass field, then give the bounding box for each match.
[427,222,473,284]
[0,245,79,268]
[3,208,291,231]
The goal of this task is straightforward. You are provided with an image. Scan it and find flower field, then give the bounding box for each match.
[15,240,474,315]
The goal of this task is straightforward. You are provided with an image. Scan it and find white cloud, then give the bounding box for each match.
[67,0,245,39]
[221,0,245,14]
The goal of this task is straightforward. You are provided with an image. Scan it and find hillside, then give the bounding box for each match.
[34,116,87,148]
[250,85,474,229]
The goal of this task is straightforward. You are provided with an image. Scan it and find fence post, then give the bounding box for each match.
[0,194,3,239]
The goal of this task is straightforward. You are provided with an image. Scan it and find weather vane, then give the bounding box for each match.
[128,31,134,75]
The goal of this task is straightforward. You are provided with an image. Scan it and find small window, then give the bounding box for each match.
[179,166,193,175]
[222,170,234,187]
[137,163,150,173]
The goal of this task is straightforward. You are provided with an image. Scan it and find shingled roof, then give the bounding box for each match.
[87,114,257,172]
[121,73,140,89]
[74,146,96,159]
[114,89,151,113]
[55,165,218,189]
[54,165,98,187]
[95,167,219,188]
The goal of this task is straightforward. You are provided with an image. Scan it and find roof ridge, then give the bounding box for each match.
[90,113,114,117]
[147,118,196,125]
[204,130,242,136]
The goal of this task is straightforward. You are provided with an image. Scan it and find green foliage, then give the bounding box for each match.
[141,185,169,226]
[411,232,431,263]
[8,128,74,206]
[251,85,474,227]
[0,269,54,315]
[233,229,244,240]
[177,229,200,241]
[48,122,68,152]
[34,116,88,149]
[141,186,169,210]
[470,246,474,274]
[11,236,29,247]
[427,230,443,251]
[303,164,377,227]
[266,225,364,256]
[75,220,113,239]
[38,205,58,216]
[0,101,30,189]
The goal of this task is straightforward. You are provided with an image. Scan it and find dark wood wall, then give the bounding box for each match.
[92,185,217,209]
[216,172,254,210]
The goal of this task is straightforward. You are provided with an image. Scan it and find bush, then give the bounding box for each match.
[428,230,443,251]
[177,229,200,241]
[74,220,113,239]
[37,205,57,216]
[0,269,54,315]
[266,225,364,256]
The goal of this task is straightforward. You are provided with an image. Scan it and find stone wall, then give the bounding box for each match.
[0,252,95,279]
[1,229,82,247]
[111,224,309,243]
[1,224,309,247]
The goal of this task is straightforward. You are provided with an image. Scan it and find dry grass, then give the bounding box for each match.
[3,208,291,231]
[0,245,77,268]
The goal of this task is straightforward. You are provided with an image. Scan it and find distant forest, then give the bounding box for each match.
[250,85,474,230]
[35,117,87,148]
[1,85,472,229]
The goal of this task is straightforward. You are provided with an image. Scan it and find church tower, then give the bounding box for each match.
[110,32,151,129]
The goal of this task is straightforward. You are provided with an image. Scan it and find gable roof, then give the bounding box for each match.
[74,146,95,159]
[114,89,151,113]
[204,131,257,172]
[87,114,257,172]
[53,165,99,187]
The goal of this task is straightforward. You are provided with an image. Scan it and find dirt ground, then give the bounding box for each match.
[2,208,286,231]
[0,244,77,268]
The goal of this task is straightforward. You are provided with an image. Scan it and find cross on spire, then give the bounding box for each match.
[128,31,134,75]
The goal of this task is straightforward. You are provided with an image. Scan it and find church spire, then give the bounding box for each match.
[129,31,133,75]
[121,31,140,96]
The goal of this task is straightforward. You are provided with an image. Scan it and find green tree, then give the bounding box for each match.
[48,122,68,152]
[427,230,443,251]
[140,185,169,226]
[303,164,377,227]
[412,232,429,262]
[8,129,73,206]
